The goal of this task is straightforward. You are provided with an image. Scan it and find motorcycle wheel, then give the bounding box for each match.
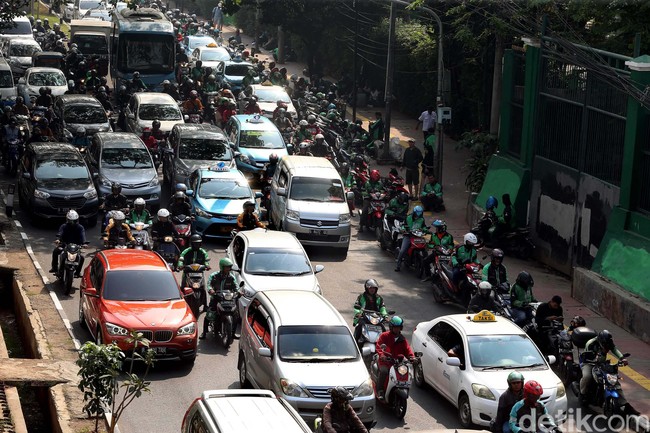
[393,394,407,419]
[64,269,74,295]
[414,253,424,278]
[375,225,382,243]
[432,283,445,304]
[221,317,234,348]
[604,396,616,418]
[379,232,387,251]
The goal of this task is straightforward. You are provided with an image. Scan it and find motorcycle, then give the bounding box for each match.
[384,169,409,200]
[6,138,24,176]
[393,229,428,277]
[354,308,394,367]
[555,327,581,385]
[103,236,132,250]
[180,263,209,319]
[472,211,535,260]
[366,191,387,236]
[56,242,85,295]
[154,235,180,267]
[370,348,421,419]
[129,222,151,250]
[172,214,193,250]
[379,216,404,252]
[432,259,483,307]
[204,281,242,348]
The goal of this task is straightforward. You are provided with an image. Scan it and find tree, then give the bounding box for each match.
[76,331,155,433]
[0,0,29,33]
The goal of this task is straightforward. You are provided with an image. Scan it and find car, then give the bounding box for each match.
[180,34,218,58]
[0,58,17,102]
[226,228,324,317]
[223,114,289,177]
[124,92,184,134]
[410,311,568,428]
[248,83,297,119]
[0,17,33,42]
[190,45,230,70]
[221,60,259,93]
[2,38,42,77]
[82,7,112,21]
[65,0,105,21]
[78,249,198,364]
[17,142,99,225]
[181,389,312,433]
[162,123,235,187]
[186,165,261,239]
[19,67,67,97]
[52,94,111,140]
[86,132,161,208]
[238,290,376,426]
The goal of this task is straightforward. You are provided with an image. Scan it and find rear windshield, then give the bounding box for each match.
[10,43,41,57]
[72,34,108,54]
[178,138,231,161]
[0,71,13,88]
[139,103,181,121]
[101,147,153,169]
[64,105,107,124]
[225,64,252,77]
[103,270,181,301]
[1,21,32,35]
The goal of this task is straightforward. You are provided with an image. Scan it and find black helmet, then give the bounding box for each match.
[492,248,504,260]
[111,182,122,194]
[174,191,186,201]
[597,330,614,350]
[516,271,534,289]
[243,200,255,209]
[190,234,202,250]
[39,86,47,96]
[364,278,379,292]
[398,192,409,204]
[269,153,279,164]
[570,315,586,329]
[329,386,353,404]
[152,119,161,129]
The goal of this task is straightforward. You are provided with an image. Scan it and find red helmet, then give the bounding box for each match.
[370,169,381,182]
[523,380,543,399]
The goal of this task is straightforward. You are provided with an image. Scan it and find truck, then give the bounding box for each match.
[69,20,111,76]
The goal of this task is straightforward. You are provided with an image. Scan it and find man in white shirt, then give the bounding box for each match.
[416,106,437,140]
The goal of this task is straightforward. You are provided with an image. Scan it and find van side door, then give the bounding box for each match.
[245,302,274,390]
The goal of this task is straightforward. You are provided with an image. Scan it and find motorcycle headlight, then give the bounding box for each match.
[280,378,308,397]
[34,189,50,199]
[84,189,98,199]
[339,213,351,223]
[192,282,200,289]
[223,292,234,301]
[286,209,299,220]
[148,176,159,187]
[606,374,618,386]
[471,384,496,400]
[177,322,196,336]
[195,207,211,218]
[397,365,409,376]
[556,382,566,398]
[369,316,380,325]
[67,252,78,262]
[351,378,373,397]
[105,322,129,336]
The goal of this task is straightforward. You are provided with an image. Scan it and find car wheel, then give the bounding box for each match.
[458,394,473,428]
[78,297,87,329]
[414,361,425,388]
[238,353,251,388]
[96,327,103,345]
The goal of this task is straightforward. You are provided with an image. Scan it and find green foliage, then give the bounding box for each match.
[456,131,498,192]
[77,331,155,433]
[0,0,28,32]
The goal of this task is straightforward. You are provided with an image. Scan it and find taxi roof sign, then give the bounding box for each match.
[471,310,496,322]
[247,114,264,124]
[209,162,230,172]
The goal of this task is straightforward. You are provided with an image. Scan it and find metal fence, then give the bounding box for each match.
[507,51,526,158]
[638,123,650,212]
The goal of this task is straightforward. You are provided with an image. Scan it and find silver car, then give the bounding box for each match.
[53,94,111,140]
[2,38,41,77]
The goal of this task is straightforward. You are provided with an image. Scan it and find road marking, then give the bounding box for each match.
[608,354,650,391]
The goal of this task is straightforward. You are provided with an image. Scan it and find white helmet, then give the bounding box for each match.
[66,209,79,223]
[157,208,170,218]
[299,141,310,149]
[134,197,146,207]
[299,119,308,126]
[113,211,126,222]
[478,281,492,290]
[315,133,325,140]
[463,232,478,246]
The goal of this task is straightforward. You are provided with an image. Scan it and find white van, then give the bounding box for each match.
[0,17,34,42]
[270,156,353,255]
[0,58,17,101]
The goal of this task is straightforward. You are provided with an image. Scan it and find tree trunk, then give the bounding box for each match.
[489,35,504,135]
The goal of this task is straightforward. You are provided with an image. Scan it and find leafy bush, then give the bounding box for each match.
[456,131,498,192]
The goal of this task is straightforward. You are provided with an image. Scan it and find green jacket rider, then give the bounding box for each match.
[384,193,409,219]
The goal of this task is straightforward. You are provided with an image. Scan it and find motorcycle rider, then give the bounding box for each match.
[420,173,444,212]
[535,295,564,354]
[274,107,294,131]
[375,316,415,400]
[384,191,409,226]
[50,210,86,277]
[169,191,193,217]
[353,279,388,346]
[95,86,113,112]
[321,386,368,433]
[177,234,210,310]
[510,271,537,327]
[151,208,176,248]
[151,119,164,140]
[53,22,66,39]
[451,233,480,287]
[237,201,265,231]
[102,211,135,247]
[482,248,508,290]
[244,96,262,115]
[86,69,101,91]
[359,169,385,233]
[295,119,313,143]
[467,281,498,313]
[70,126,89,149]
[36,87,53,107]
[183,90,204,114]
[191,59,204,82]
[421,219,454,282]
[13,96,29,116]
[509,381,560,433]
[130,71,147,92]
[264,153,279,180]
[34,19,45,33]
[493,371,524,433]
[128,197,152,224]
[579,330,639,415]
[201,257,238,339]
[100,182,129,233]
[311,133,329,158]
[162,80,181,100]
[306,113,322,136]
[495,193,516,239]
[297,140,313,156]
[395,205,428,272]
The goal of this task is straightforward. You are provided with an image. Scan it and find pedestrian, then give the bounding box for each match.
[401,138,423,198]
[422,126,436,183]
[212,2,224,31]
[368,111,384,142]
[415,106,437,140]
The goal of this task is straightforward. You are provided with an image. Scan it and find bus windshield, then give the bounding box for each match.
[117,34,174,73]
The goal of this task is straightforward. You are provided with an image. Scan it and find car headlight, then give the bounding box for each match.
[84,189,98,199]
[194,207,211,218]
[606,374,618,386]
[99,175,113,188]
[148,176,159,187]
[177,322,196,336]
[556,382,566,398]
[280,378,308,397]
[240,284,256,299]
[471,384,496,400]
[339,213,351,223]
[34,189,50,199]
[239,154,251,164]
[351,378,373,397]
[105,322,129,336]
[286,209,299,220]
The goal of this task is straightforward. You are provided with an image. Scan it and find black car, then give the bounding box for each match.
[18,142,99,225]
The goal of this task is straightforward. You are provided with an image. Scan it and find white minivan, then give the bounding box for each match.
[270,156,353,255]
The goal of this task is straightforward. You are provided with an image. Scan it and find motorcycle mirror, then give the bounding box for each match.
[185,189,194,197]
[361,346,372,358]
[314,264,324,274]
[547,355,557,365]
[346,191,355,201]
[387,310,396,315]
[622,352,631,358]
[446,357,461,367]
[239,281,245,288]
[127,113,135,119]
[22,172,31,179]
[254,191,263,199]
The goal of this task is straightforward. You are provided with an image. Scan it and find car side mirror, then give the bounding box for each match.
[231,264,240,272]
[362,346,372,359]
[314,264,324,274]
[183,287,193,296]
[346,191,355,201]
[254,191,263,199]
[18,77,25,85]
[22,172,31,179]
[277,187,286,197]
[239,281,245,288]
[183,114,189,121]
[127,113,134,119]
[446,357,461,367]
[83,287,99,297]
[185,189,194,197]
[547,355,557,365]
[258,347,271,358]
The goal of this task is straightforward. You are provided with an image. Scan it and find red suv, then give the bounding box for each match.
[79,249,198,364]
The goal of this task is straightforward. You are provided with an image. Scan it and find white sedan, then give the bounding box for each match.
[191,45,231,70]
[411,311,567,428]
[20,67,68,98]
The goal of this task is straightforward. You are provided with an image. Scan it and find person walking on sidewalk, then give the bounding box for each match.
[422,126,436,179]
[415,106,437,140]
[212,2,224,31]
[369,112,384,142]
[401,139,423,198]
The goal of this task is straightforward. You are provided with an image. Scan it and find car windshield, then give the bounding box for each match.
[64,105,107,124]
[278,326,358,362]
[468,335,547,369]
[72,34,108,53]
[225,64,251,77]
[85,10,111,20]
[289,177,345,202]
[28,71,66,87]
[254,87,291,103]
[189,37,215,49]
[239,130,284,149]
[2,21,31,35]
[35,158,88,180]
[102,270,181,301]
[101,147,153,169]
[80,0,102,9]
[10,43,41,57]
[179,138,231,160]
[138,103,181,121]
[244,248,312,275]
[198,178,250,199]
[0,71,12,88]
[201,50,229,61]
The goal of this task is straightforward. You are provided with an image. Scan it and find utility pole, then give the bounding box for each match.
[277,25,285,63]
[352,0,359,122]
[253,0,260,56]
[380,1,397,163]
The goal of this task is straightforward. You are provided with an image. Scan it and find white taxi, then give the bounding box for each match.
[411,311,567,428]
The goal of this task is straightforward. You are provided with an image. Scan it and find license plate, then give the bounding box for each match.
[367,325,383,332]
[151,347,167,354]
[58,208,70,215]
[188,273,202,277]
[220,301,235,307]
[439,256,451,261]
[309,229,327,235]
[220,226,233,233]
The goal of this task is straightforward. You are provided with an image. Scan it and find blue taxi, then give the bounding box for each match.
[186,163,262,239]
[223,114,290,178]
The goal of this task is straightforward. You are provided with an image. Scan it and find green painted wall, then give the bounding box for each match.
[476,155,530,227]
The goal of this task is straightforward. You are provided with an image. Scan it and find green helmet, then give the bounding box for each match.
[389,316,404,328]
[507,371,524,385]
[219,257,233,271]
